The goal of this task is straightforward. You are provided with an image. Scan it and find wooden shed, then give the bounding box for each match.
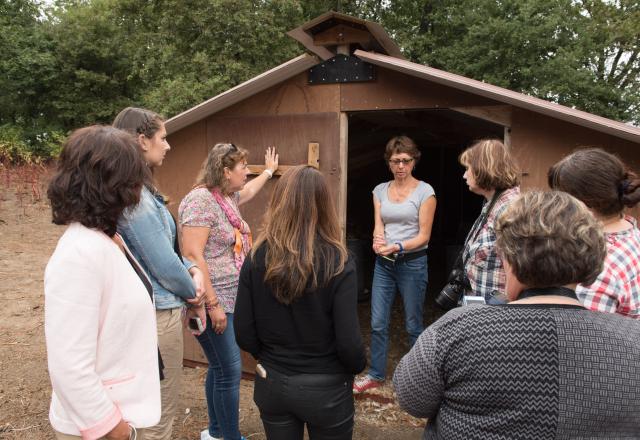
[157,12,640,369]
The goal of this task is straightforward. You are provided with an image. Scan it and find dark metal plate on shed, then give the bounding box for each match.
[308,54,376,84]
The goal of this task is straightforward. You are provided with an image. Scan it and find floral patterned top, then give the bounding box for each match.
[178,187,247,313]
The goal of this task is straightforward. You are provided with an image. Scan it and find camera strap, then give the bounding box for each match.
[460,189,505,266]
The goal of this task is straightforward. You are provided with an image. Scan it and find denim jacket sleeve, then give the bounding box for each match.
[119,190,196,301]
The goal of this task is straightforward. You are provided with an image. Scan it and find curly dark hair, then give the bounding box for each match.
[47,126,147,236]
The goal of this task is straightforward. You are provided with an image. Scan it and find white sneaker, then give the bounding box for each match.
[200,429,222,440]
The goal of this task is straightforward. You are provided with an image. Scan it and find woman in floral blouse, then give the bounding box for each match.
[179,143,277,440]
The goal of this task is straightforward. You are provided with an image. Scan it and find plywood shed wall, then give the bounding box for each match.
[157,12,640,370]
[158,68,640,370]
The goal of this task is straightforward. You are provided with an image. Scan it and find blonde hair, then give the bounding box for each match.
[459,139,520,190]
[252,166,347,304]
[495,191,606,288]
[196,143,248,193]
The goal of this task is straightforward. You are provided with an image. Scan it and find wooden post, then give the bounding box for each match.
[247,143,320,175]
[339,113,348,242]
[308,142,320,168]
[504,126,512,149]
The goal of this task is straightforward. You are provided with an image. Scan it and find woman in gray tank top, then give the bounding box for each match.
[353,136,437,394]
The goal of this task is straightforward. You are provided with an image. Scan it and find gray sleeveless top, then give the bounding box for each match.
[373,180,435,251]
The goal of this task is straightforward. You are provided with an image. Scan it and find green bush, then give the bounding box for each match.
[0,124,65,164]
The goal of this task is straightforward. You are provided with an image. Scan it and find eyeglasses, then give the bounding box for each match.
[388,158,414,166]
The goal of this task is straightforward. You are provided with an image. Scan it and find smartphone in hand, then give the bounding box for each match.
[188,316,205,334]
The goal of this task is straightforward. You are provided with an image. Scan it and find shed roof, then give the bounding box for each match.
[165,54,319,134]
[166,48,640,144]
[355,50,640,144]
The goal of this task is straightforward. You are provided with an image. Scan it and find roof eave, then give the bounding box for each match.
[165,53,319,135]
[355,50,640,144]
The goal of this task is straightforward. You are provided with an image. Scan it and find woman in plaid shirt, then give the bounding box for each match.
[549,148,640,318]
[459,139,521,303]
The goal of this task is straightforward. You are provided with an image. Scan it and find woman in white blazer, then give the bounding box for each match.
[45,126,161,440]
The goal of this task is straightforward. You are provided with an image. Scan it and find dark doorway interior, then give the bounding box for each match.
[346,109,504,309]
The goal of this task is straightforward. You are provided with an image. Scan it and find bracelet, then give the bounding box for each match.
[395,242,404,253]
[263,169,273,179]
[205,301,220,311]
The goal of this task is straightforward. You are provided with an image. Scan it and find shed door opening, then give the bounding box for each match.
[345,109,504,304]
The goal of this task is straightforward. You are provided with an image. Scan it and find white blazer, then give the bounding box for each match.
[45,223,160,439]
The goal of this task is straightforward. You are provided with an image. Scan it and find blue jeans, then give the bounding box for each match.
[196,313,242,440]
[369,255,428,381]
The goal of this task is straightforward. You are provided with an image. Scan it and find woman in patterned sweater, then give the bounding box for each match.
[549,147,640,318]
[394,191,640,439]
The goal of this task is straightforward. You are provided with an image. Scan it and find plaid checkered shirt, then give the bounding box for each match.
[577,215,640,319]
[462,187,520,300]
[463,187,521,300]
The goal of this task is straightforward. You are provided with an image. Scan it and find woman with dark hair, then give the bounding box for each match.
[113,107,205,440]
[354,135,436,394]
[45,126,160,439]
[234,165,366,440]
[457,138,520,303]
[394,191,640,439]
[549,147,640,318]
[179,143,277,440]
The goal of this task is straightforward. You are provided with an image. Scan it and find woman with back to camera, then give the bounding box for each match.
[113,107,205,440]
[455,139,520,305]
[234,165,366,440]
[353,135,436,394]
[45,126,160,439]
[179,143,277,440]
[394,191,640,439]
[549,147,640,318]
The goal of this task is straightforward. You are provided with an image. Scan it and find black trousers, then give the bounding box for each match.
[253,366,355,440]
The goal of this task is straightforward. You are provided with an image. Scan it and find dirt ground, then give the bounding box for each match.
[0,165,427,439]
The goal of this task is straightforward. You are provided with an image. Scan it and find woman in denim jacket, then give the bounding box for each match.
[114,107,206,440]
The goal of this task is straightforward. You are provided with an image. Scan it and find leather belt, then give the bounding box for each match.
[379,249,427,265]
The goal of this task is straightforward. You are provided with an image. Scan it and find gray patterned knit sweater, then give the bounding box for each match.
[393,304,640,439]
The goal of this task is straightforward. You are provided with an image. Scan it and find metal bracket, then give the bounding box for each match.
[308,54,375,84]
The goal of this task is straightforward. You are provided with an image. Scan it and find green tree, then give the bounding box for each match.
[0,0,63,160]
[45,0,146,127]
[135,0,306,117]
[379,0,640,123]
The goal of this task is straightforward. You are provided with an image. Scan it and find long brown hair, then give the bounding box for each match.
[112,106,162,189]
[252,166,347,304]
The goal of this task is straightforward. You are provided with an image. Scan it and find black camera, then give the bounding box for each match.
[435,266,470,311]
